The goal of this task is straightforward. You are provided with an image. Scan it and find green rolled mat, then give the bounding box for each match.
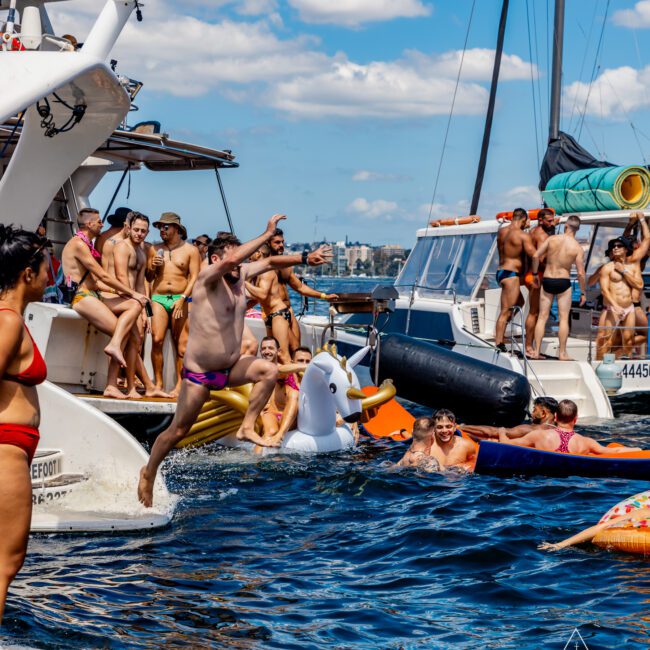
[541,165,650,214]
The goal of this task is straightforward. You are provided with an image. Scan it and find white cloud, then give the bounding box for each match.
[352,170,409,182]
[563,65,650,118]
[237,0,279,16]
[613,1,650,28]
[288,0,431,27]
[40,1,532,119]
[347,197,399,219]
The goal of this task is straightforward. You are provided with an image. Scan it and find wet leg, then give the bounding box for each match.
[138,379,209,507]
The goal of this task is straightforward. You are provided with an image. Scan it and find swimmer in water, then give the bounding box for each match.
[428,409,477,470]
[396,417,440,471]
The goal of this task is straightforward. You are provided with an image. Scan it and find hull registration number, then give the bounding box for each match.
[621,363,650,379]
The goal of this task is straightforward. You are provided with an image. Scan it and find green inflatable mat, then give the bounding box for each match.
[542,165,650,214]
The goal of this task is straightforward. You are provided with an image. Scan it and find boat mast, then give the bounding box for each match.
[469,0,509,217]
[548,0,565,142]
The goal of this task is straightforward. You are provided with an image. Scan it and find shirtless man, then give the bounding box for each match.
[498,399,641,454]
[624,214,650,354]
[597,237,644,358]
[113,214,169,399]
[397,417,441,470]
[137,216,333,506]
[258,336,306,444]
[192,234,210,263]
[148,212,200,397]
[524,209,556,356]
[494,209,537,352]
[61,208,149,398]
[260,228,337,363]
[428,409,477,470]
[95,207,131,256]
[461,396,558,441]
[531,215,586,360]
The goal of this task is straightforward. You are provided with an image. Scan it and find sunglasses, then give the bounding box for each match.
[158,224,173,231]
[27,240,51,265]
[612,243,625,249]
[194,240,209,246]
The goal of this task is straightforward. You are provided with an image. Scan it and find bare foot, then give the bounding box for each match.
[145,387,173,399]
[559,353,575,361]
[104,343,127,368]
[138,466,154,507]
[525,347,536,357]
[236,427,281,448]
[168,388,180,400]
[103,385,128,400]
[125,389,143,400]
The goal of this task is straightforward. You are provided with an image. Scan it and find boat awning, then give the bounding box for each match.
[0,118,238,172]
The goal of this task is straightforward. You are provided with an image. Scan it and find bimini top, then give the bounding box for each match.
[0,118,238,172]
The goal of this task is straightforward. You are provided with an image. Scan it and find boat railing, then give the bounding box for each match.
[589,321,649,361]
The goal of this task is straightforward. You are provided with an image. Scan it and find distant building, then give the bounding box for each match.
[346,244,373,273]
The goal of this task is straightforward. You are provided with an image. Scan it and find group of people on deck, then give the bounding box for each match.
[494,209,649,360]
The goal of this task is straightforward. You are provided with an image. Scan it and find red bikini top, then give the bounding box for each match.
[0,309,47,386]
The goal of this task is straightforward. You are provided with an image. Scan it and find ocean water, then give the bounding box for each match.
[3,278,650,649]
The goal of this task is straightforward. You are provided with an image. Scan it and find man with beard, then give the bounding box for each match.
[138,215,332,507]
[524,208,556,356]
[258,228,337,363]
[148,212,200,397]
[460,396,558,441]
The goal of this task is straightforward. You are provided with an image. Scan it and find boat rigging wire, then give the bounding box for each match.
[102,163,132,224]
[214,166,235,236]
[529,0,546,151]
[405,0,477,336]
[576,0,610,142]
[567,0,600,133]
[525,0,541,168]
[0,111,23,161]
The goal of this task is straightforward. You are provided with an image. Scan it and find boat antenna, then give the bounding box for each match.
[469,0,510,217]
[548,0,565,142]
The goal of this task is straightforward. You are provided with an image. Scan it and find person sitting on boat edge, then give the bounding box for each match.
[461,396,558,441]
[60,208,150,396]
[498,399,641,455]
[396,417,440,471]
[530,215,586,361]
[494,208,536,352]
[138,216,333,507]
[0,224,49,625]
[429,409,477,470]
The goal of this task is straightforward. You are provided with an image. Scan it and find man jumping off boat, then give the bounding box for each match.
[494,208,536,352]
[531,215,586,361]
[138,215,333,507]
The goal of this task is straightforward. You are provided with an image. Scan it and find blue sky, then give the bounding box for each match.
[40,0,650,246]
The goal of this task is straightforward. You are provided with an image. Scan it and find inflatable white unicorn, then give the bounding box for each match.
[187,344,395,454]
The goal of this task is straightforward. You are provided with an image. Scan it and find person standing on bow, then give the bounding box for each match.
[148,213,200,398]
[524,208,556,356]
[0,225,49,624]
[531,215,587,361]
[494,208,537,353]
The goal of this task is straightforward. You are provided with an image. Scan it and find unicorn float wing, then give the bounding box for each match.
[176,345,396,453]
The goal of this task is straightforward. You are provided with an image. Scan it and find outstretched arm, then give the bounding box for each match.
[287,272,338,300]
[244,245,333,280]
[462,423,533,440]
[498,429,539,447]
[201,214,286,285]
[540,506,650,551]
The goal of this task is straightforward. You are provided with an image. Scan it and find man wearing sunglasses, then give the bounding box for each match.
[192,235,210,262]
[598,236,644,358]
[148,212,200,397]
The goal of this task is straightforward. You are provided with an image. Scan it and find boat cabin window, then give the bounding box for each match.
[395,233,496,299]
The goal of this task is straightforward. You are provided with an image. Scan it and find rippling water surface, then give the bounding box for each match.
[3,279,650,649]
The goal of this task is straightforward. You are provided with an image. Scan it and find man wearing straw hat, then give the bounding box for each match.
[149,212,201,397]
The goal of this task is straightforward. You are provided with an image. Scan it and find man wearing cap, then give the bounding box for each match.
[148,212,201,397]
[598,236,644,358]
[96,207,131,255]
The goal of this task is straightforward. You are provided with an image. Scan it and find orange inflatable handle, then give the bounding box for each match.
[429,216,481,228]
[496,208,555,222]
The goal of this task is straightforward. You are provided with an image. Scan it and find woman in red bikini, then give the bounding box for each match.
[498,399,641,455]
[0,224,49,624]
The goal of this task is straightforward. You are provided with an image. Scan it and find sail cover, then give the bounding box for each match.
[539,131,614,191]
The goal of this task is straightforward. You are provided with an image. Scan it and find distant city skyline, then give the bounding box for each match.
[29,0,650,246]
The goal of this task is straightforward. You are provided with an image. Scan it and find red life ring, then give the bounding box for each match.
[429,216,481,228]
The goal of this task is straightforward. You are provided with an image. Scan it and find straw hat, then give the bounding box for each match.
[153,212,187,240]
